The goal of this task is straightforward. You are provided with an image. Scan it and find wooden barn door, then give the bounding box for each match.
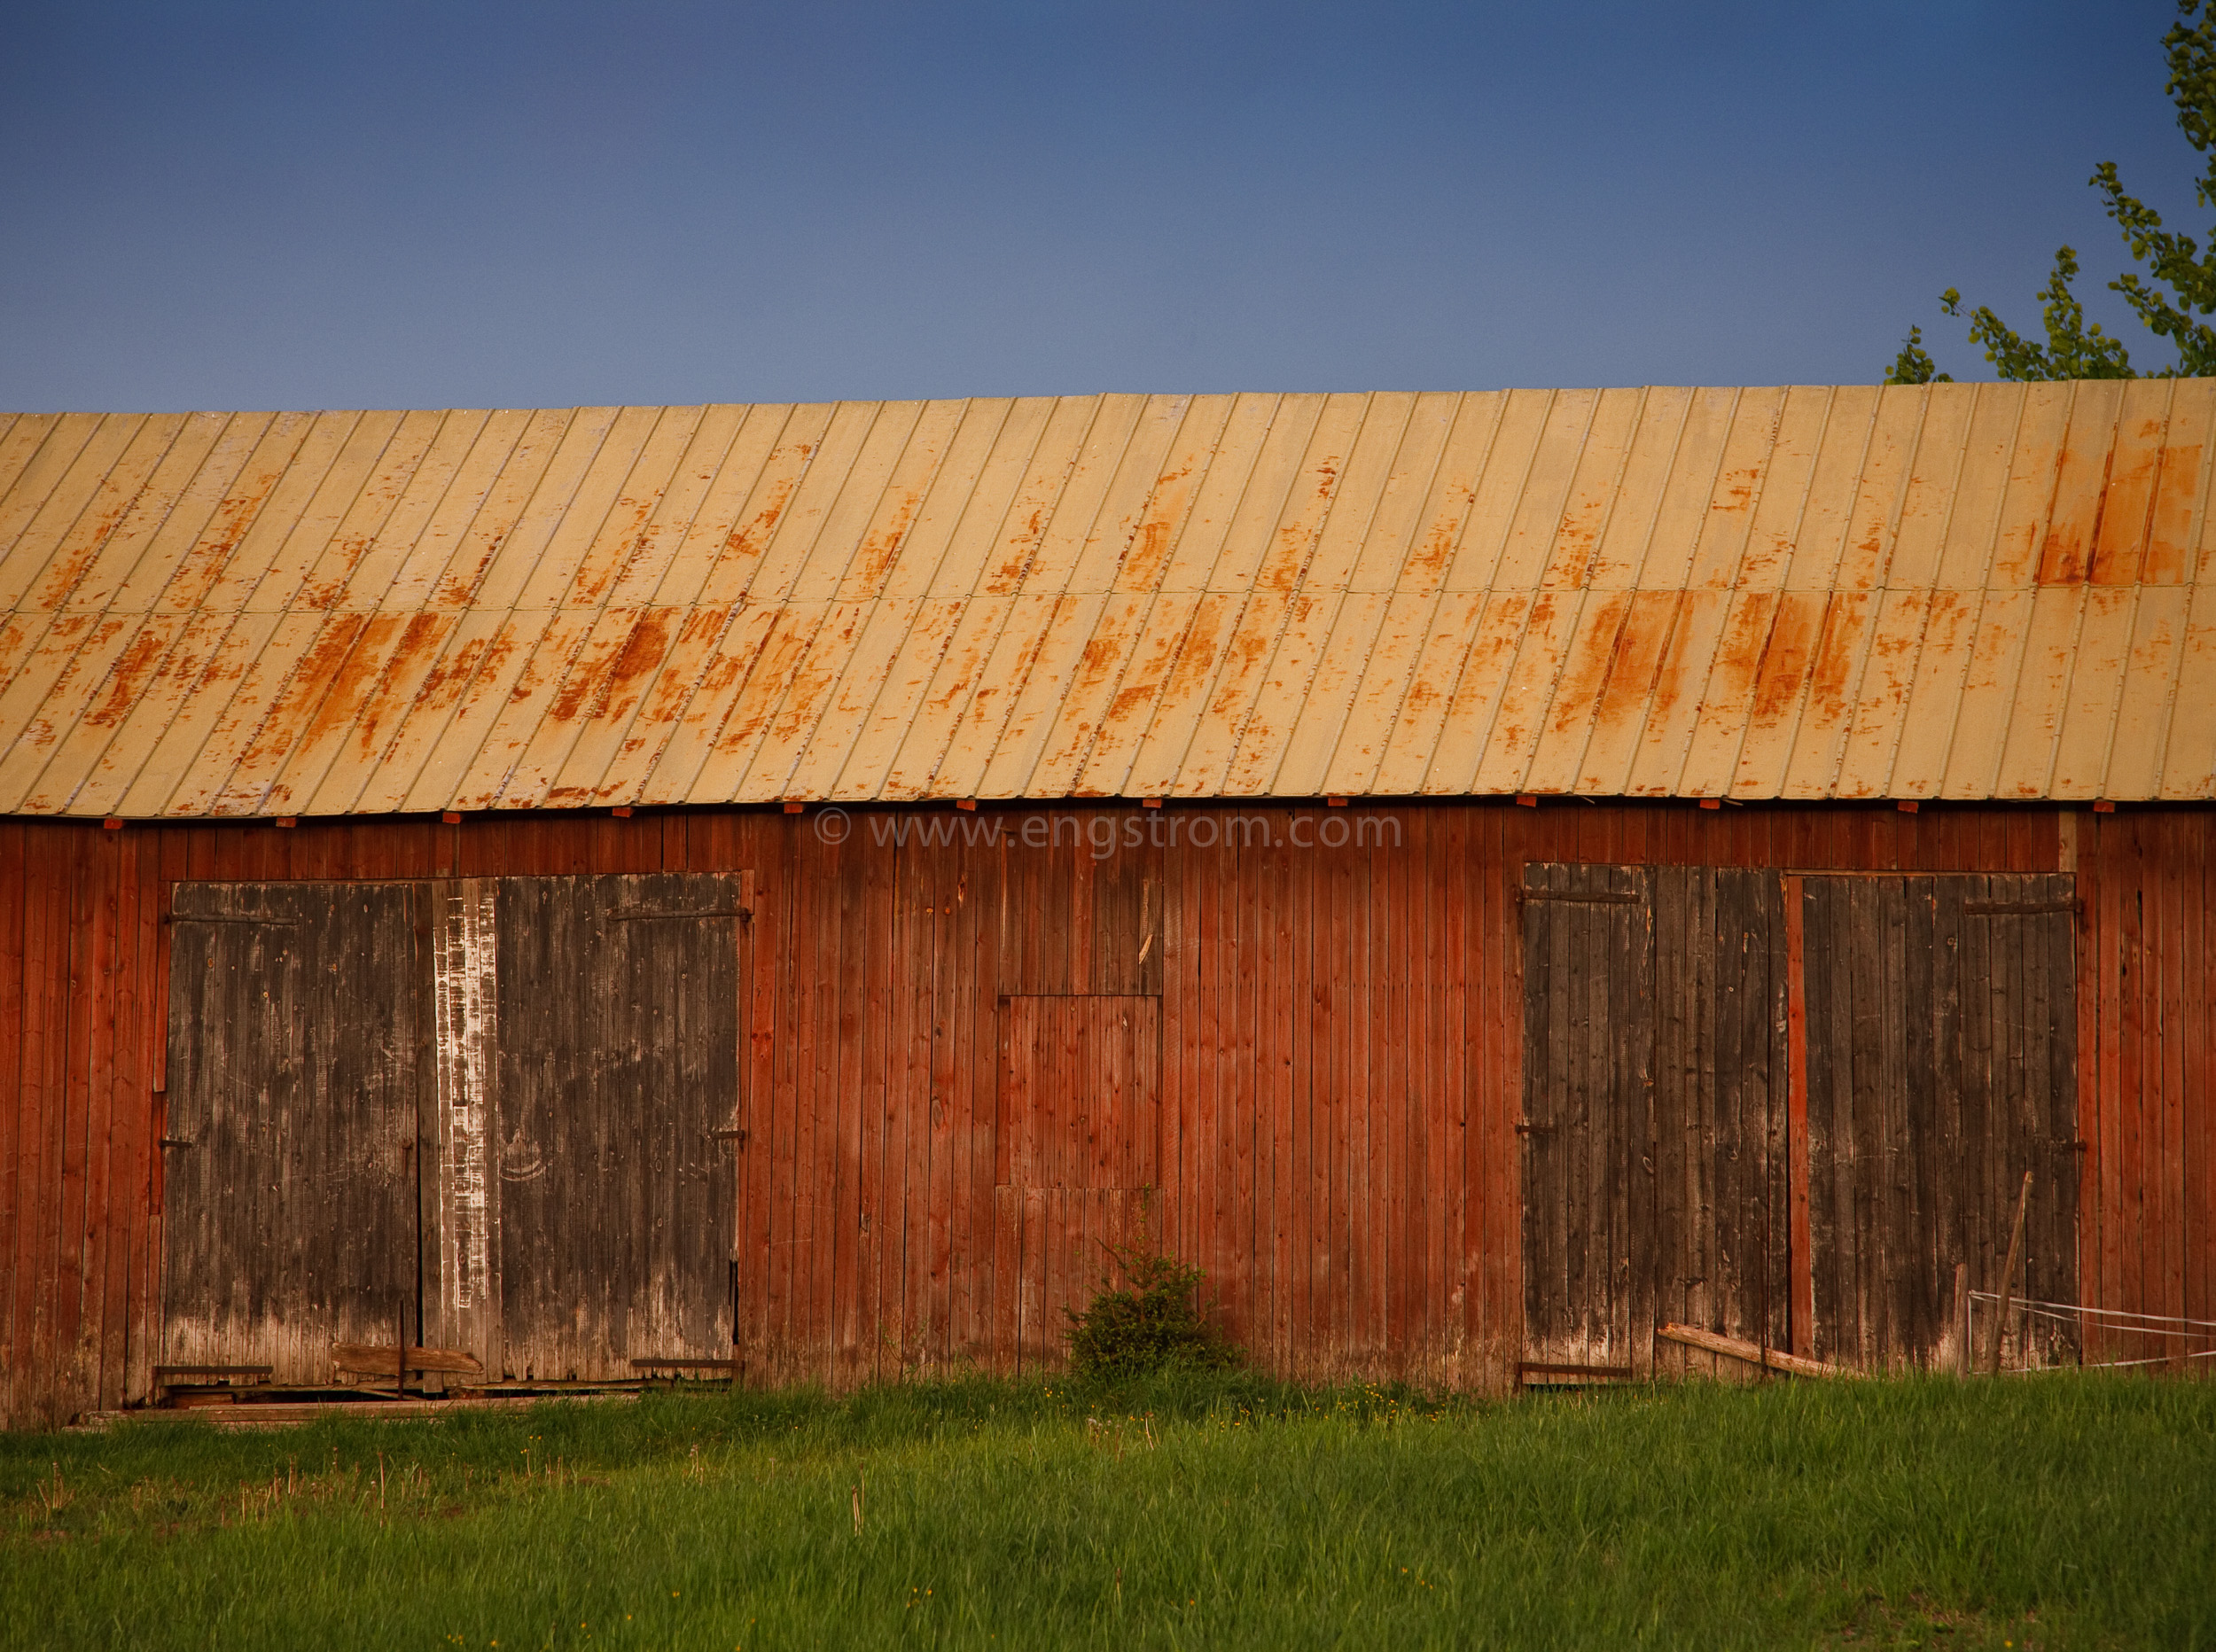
[492,873,747,1381]
[1518,864,1655,1381]
[161,883,424,1384]
[1642,869,1792,1375]
[1792,873,2079,1368]
[1521,863,2078,1381]
[163,871,749,1392]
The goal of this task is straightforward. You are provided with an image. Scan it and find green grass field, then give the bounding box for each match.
[3,1373,2211,1650]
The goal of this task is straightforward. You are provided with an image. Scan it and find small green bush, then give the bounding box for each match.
[1064,1244,1242,1377]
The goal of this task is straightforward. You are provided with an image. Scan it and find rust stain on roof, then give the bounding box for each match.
[1117,464,1199,591]
[1713,464,1760,515]
[2142,442,2203,585]
[1549,591,1628,738]
[1402,486,1477,591]
[1748,594,1822,724]
[348,612,451,760]
[1578,588,1683,789]
[846,492,925,593]
[3,383,2209,814]
[82,625,173,729]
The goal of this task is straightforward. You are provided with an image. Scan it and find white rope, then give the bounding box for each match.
[2003,1347,2216,1373]
[1966,1291,2216,1333]
[1986,1299,2213,1340]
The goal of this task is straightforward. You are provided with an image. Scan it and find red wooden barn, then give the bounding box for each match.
[0,382,2211,1427]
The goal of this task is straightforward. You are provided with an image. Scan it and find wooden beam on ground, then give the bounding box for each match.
[1656,1322,1851,1379]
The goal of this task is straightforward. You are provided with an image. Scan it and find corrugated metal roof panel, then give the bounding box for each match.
[3,383,2212,815]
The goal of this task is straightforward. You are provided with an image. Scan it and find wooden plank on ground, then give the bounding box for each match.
[332,1344,487,1378]
[1655,1321,1853,1379]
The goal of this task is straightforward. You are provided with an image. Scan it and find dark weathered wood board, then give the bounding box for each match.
[160,882,421,1384]
[493,873,743,1381]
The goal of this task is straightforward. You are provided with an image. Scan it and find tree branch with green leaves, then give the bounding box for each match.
[1889,0,2216,383]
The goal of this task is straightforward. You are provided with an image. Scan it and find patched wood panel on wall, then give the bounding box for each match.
[994,994,1162,1371]
[160,872,747,1390]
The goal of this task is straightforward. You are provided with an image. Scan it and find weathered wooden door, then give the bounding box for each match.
[993,994,1162,1370]
[1518,864,1654,1379]
[165,871,747,1389]
[1521,864,2077,1378]
[162,883,423,1383]
[1794,873,2079,1368]
[1645,869,1792,1372]
[492,873,745,1380]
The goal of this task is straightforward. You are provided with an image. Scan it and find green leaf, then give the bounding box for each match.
[1910,1,2216,380]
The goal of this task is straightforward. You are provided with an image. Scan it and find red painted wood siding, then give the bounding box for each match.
[0,801,2206,1426]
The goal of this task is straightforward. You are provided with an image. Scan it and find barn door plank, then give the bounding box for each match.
[1713,869,1788,1360]
[1801,876,1851,1363]
[1759,869,1792,1360]
[1710,871,1752,1360]
[1639,868,1784,1381]
[1648,865,1697,1375]
[420,877,501,1383]
[1926,872,1969,1367]
[1900,874,1942,1358]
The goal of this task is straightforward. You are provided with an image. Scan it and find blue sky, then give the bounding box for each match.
[0,1,2196,409]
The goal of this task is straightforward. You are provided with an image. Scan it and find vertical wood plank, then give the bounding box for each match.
[1801,876,1844,1361]
[425,879,501,1378]
[0,826,27,1425]
[1649,864,1691,1375]
[102,836,151,1410]
[917,840,953,1373]
[1901,876,1940,1360]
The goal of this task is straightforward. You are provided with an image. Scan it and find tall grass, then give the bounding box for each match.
[4,1373,2211,1649]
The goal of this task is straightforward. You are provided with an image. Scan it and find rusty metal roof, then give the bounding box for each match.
[0,382,2211,817]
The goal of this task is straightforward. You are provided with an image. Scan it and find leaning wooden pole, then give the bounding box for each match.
[1954,1261,1970,1377]
[1656,1323,1851,1379]
[1984,1170,2034,1376]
